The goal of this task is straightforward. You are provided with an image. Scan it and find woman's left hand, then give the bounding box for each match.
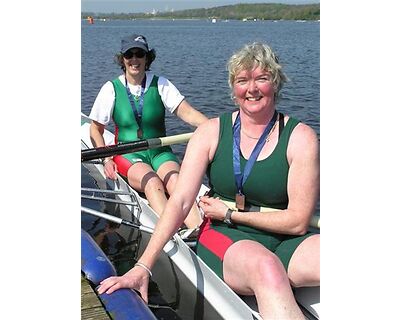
[198,196,229,221]
[97,266,150,303]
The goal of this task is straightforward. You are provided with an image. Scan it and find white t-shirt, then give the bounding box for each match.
[89,72,185,125]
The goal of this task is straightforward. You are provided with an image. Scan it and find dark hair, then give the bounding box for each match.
[114,48,156,72]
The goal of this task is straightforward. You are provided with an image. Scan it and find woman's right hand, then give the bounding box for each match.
[198,196,229,221]
[103,159,118,180]
[97,266,150,303]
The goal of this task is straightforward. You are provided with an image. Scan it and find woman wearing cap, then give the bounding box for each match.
[89,34,207,230]
[97,42,320,319]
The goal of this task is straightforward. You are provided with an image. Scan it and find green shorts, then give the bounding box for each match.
[197,219,314,280]
[113,146,179,176]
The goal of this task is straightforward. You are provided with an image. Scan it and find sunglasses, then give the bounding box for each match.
[123,49,146,59]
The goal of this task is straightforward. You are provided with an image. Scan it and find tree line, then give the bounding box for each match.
[82,3,320,21]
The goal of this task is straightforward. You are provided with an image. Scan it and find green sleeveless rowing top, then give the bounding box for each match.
[207,112,300,210]
[111,75,166,142]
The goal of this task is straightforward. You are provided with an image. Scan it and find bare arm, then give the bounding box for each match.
[139,118,218,266]
[89,120,106,148]
[199,123,319,236]
[97,118,220,298]
[89,120,117,179]
[174,99,208,127]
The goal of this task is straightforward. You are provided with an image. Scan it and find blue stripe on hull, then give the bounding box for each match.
[81,229,156,320]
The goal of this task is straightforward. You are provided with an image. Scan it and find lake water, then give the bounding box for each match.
[81,19,320,142]
[81,18,319,319]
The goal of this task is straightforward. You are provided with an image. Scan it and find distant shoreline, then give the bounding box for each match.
[82,3,320,21]
[81,18,320,22]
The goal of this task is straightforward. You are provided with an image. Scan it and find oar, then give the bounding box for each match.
[81,132,193,162]
[81,187,140,206]
[81,206,154,234]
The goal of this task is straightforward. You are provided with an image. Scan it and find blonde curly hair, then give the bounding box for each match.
[227,42,287,101]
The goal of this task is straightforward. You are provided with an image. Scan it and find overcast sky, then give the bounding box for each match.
[82,0,319,13]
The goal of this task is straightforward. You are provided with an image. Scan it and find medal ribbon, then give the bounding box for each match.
[125,75,146,136]
[232,110,278,196]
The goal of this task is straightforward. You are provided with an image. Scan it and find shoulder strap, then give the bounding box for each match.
[278,112,285,138]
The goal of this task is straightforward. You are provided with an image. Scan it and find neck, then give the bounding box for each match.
[239,107,276,132]
[125,72,145,86]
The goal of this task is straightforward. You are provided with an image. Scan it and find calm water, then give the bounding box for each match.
[81,18,319,319]
[82,19,320,157]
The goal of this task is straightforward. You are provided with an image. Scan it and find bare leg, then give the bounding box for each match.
[288,234,320,287]
[126,163,168,216]
[223,240,304,320]
[157,161,203,229]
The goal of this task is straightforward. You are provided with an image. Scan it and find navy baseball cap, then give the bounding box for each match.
[121,34,149,53]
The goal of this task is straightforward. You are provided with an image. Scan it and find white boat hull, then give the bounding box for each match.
[81,113,319,319]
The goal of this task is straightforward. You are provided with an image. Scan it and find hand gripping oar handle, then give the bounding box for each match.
[81,206,154,234]
[81,132,193,162]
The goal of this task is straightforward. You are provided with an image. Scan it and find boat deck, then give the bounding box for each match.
[81,276,110,320]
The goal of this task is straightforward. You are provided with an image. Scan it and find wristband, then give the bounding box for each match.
[102,157,113,165]
[134,262,152,277]
[223,208,234,226]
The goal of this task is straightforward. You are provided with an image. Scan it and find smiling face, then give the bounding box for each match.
[233,66,275,114]
[123,48,147,80]
[227,42,287,109]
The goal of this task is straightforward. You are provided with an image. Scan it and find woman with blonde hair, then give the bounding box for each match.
[98,42,320,319]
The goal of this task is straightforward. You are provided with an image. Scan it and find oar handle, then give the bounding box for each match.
[81,133,193,162]
[158,132,193,147]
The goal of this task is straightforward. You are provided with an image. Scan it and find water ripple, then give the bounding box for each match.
[82,19,319,138]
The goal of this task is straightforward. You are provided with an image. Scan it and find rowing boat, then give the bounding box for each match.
[81,113,320,319]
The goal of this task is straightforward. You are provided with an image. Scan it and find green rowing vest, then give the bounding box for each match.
[207,112,300,210]
[111,76,166,142]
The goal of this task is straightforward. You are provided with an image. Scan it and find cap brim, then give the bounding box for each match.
[121,43,149,54]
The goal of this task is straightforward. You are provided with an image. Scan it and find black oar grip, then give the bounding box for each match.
[81,140,150,162]
[81,133,192,162]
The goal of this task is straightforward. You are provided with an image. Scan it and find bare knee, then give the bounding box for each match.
[143,174,165,193]
[224,241,289,294]
[157,161,180,192]
[164,171,179,193]
[290,265,320,288]
[126,167,164,193]
[254,254,289,291]
[288,235,320,287]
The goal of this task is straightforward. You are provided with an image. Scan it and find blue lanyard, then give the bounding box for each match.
[125,75,146,129]
[232,110,278,195]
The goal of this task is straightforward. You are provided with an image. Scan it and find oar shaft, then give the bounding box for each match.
[82,206,122,223]
[81,206,153,234]
[81,194,138,206]
[81,133,193,162]
[81,187,136,196]
[82,140,148,161]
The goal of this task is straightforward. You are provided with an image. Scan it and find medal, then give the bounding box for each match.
[232,111,278,212]
[125,75,146,140]
[137,128,143,139]
[235,193,245,211]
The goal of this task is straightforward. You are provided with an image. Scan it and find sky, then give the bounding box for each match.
[81,0,319,13]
